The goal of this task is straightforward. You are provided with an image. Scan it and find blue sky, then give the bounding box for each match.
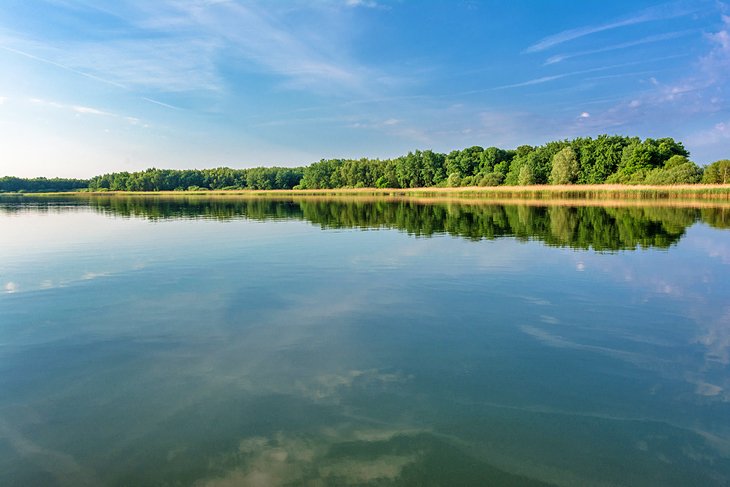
[0,0,729,177]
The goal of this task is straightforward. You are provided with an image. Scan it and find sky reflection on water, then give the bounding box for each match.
[1,197,729,486]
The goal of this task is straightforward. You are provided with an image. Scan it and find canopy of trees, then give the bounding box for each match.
[295,136,704,189]
[87,167,304,191]
[2,135,727,193]
[0,177,88,193]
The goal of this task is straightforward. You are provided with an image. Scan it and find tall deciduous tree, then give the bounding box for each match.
[518,164,536,185]
[550,147,579,184]
[702,160,730,184]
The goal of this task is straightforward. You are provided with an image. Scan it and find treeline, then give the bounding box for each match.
[3,136,730,193]
[299,136,709,189]
[0,176,88,193]
[87,166,304,191]
[88,135,725,192]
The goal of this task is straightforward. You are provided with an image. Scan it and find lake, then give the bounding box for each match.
[1,195,729,486]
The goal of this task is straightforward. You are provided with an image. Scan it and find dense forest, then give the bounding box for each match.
[0,176,89,193]
[2,135,729,193]
[87,166,304,192]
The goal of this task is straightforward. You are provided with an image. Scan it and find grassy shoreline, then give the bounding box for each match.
[13,183,730,201]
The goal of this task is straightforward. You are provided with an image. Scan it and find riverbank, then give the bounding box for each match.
[18,183,730,201]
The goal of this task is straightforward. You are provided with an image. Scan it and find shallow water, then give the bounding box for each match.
[1,195,729,486]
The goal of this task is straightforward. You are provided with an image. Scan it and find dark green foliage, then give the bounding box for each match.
[302,202,697,250]
[445,146,484,178]
[88,167,304,191]
[32,195,712,251]
[479,147,514,173]
[419,150,447,187]
[615,138,689,180]
[0,177,88,193]
[298,159,343,189]
[573,135,628,183]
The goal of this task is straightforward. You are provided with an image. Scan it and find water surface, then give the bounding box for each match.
[1,196,729,486]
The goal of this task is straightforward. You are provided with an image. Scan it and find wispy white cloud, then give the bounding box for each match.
[141,97,182,111]
[24,97,150,128]
[654,13,730,150]
[29,97,111,116]
[698,14,730,79]
[29,97,66,109]
[0,41,194,111]
[486,60,654,93]
[72,105,110,116]
[544,30,696,65]
[2,0,392,101]
[582,65,687,82]
[494,74,566,90]
[59,38,223,93]
[565,17,730,149]
[0,44,127,89]
[696,308,730,367]
[525,2,701,53]
[116,0,392,96]
[475,111,538,146]
[349,116,431,143]
[252,115,355,128]
[347,117,402,129]
[686,120,730,147]
[180,1,373,94]
[345,0,381,8]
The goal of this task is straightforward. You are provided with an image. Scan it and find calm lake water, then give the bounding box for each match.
[1,195,730,487]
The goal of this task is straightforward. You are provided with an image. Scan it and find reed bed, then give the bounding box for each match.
[22,183,730,202]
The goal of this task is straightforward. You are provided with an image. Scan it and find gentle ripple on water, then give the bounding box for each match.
[1,195,729,486]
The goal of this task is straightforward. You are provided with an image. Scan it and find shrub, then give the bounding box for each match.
[479,172,504,186]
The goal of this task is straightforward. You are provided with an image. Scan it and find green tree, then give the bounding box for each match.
[702,160,730,184]
[572,135,629,183]
[616,137,688,180]
[518,164,535,185]
[549,147,579,184]
[505,145,535,185]
[478,147,512,174]
[447,173,462,187]
[419,150,447,186]
[445,146,484,178]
